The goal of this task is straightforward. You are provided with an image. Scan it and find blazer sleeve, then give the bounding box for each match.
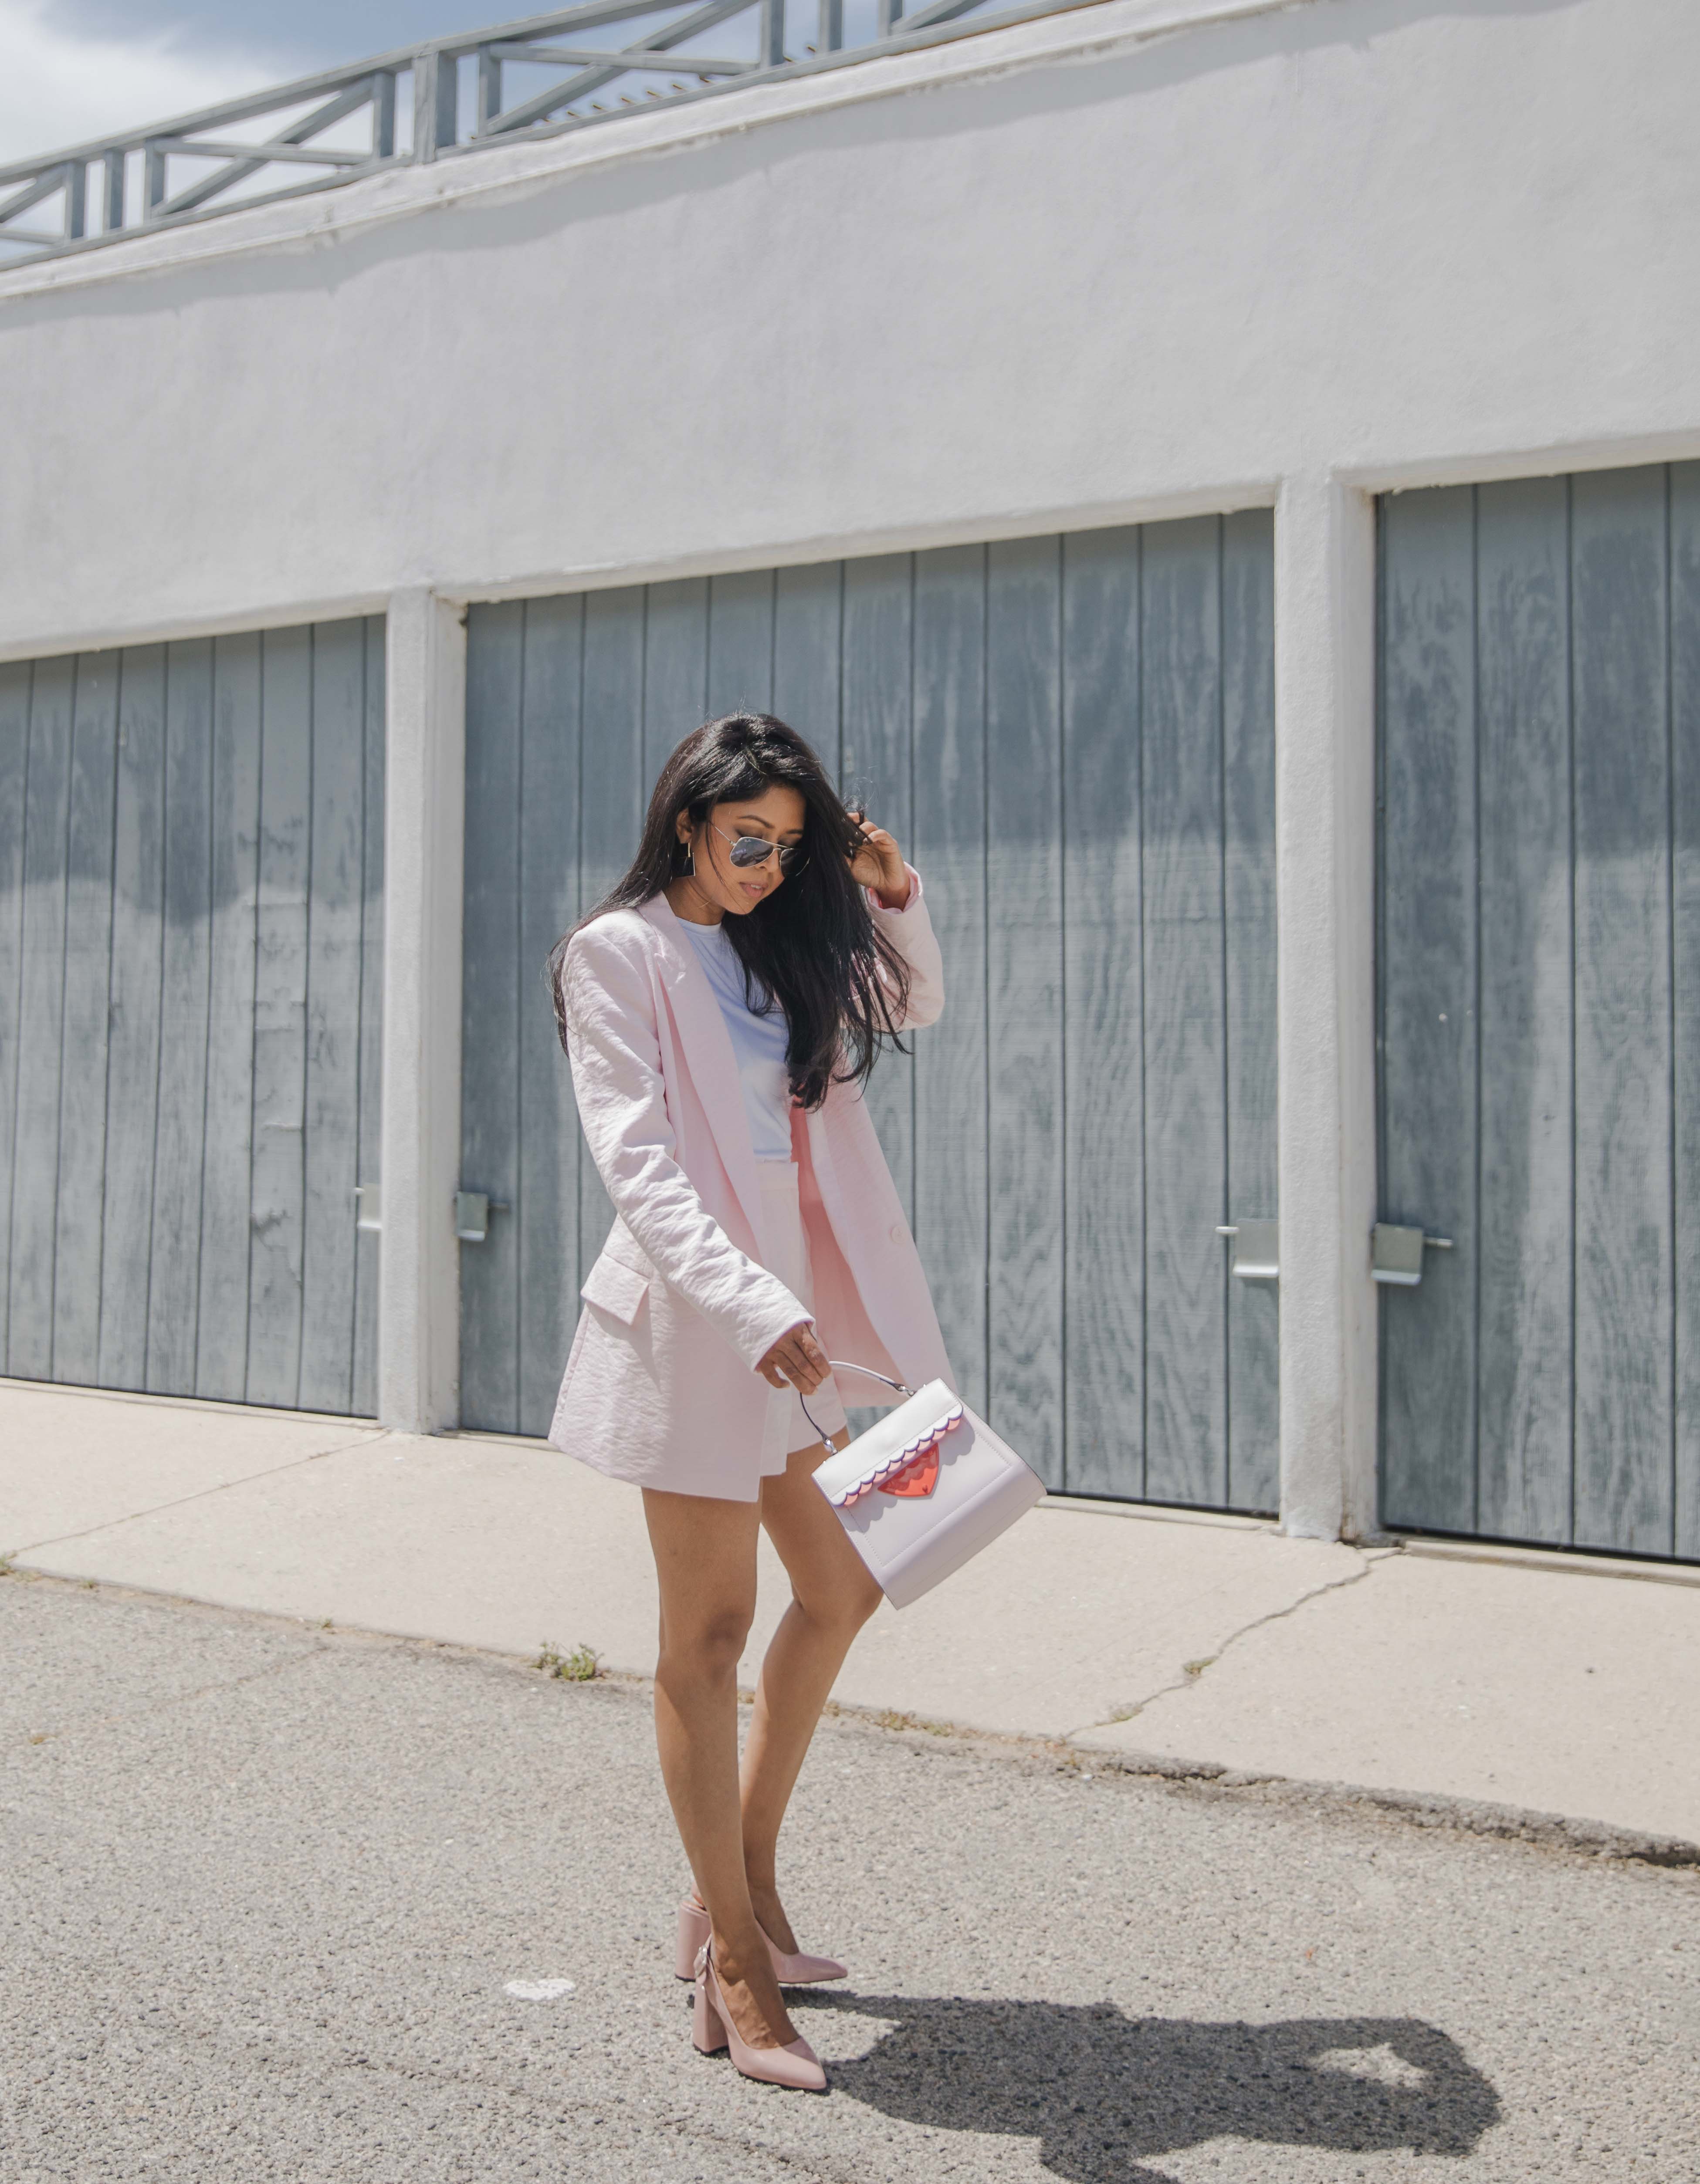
[869,864,945,1030]
[559,922,811,1370]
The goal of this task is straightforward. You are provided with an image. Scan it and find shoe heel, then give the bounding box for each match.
[675,1898,710,1981]
[692,1978,728,2056]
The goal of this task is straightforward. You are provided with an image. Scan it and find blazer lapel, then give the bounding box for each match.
[639,894,769,1249]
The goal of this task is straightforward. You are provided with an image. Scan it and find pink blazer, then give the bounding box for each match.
[548,869,954,1500]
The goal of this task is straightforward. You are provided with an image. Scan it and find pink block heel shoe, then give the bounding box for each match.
[674,1897,847,1985]
[692,1943,827,2092]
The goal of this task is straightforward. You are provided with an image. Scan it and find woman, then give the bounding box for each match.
[548,711,953,2093]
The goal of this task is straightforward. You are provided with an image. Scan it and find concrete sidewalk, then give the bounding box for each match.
[6,1376,1699,1849]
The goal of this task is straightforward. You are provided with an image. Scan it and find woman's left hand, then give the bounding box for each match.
[847,815,910,910]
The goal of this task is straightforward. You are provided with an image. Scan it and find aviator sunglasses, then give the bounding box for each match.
[707,818,808,873]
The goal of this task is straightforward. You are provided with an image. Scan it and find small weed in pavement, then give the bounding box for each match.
[535,1640,601,1682]
[872,1708,952,1736]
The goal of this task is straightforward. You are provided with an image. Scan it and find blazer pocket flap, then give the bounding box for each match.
[581,1255,650,1326]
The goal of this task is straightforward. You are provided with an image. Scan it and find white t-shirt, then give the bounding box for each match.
[680,919,795,1161]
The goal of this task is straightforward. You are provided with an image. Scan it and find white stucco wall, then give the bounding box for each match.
[4,0,1693,1517]
[5,0,1696,652]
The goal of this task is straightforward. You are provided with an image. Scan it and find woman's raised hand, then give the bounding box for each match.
[845,813,910,910]
[757,1320,831,1394]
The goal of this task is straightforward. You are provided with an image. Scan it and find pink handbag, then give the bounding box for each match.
[803,1365,1046,1608]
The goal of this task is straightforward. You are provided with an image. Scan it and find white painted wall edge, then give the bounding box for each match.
[0,482,1278,667]
[0,0,1312,307]
[1337,426,1700,495]
[17,419,1700,669]
[0,594,396,672]
[415,426,1700,603]
[378,591,467,1436]
[1274,473,1378,1542]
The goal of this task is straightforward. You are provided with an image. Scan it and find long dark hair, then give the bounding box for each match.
[549,712,910,1108]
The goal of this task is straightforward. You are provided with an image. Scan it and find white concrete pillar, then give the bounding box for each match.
[378,588,466,1434]
[1273,474,1379,1539]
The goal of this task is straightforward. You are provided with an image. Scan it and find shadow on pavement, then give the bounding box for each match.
[813,1995,1501,2181]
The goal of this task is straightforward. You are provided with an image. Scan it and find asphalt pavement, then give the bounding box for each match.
[3,1572,1694,2183]
[10,1379,1700,1849]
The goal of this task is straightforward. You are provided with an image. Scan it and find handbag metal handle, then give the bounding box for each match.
[825,1360,914,1399]
[795,1359,914,1444]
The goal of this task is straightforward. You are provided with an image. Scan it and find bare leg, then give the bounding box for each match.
[642,1485,798,2050]
[740,1431,883,1951]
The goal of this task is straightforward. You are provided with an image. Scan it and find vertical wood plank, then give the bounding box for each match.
[298,619,369,1414]
[460,601,525,1433]
[1571,466,1674,1554]
[0,661,30,1370]
[642,578,707,798]
[911,544,989,1417]
[772,561,843,759]
[1474,477,1575,1544]
[1060,527,1145,1497]
[351,616,386,1417]
[52,653,121,1388]
[1141,517,1228,1507]
[841,554,914,842]
[195,632,263,1403]
[146,639,215,1394]
[97,646,167,1392]
[707,568,775,718]
[1221,511,1280,1514]
[577,587,647,1287]
[1673,465,1700,1562]
[842,554,915,1224]
[985,535,1064,1487]
[518,595,585,1436]
[9,654,74,1380]
[1377,488,1479,1534]
[245,626,313,1409]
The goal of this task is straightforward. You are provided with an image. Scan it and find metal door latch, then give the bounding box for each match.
[454,1190,508,1243]
[352,1183,381,1233]
[1216,1220,1279,1281]
[1371,1221,1453,1286]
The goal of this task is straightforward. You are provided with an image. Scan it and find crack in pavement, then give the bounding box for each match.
[5,1428,395,1560]
[1066,1548,1390,1740]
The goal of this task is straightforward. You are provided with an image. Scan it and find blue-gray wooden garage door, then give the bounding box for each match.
[0,619,384,1415]
[1379,467,1700,1560]
[461,517,1278,1508]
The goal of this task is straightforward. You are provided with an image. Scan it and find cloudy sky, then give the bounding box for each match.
[0,1,478,164]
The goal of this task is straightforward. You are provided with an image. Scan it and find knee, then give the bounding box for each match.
[660,1604,754,1685]
[797,1566,883,1640]
[848,1569,884,1629]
